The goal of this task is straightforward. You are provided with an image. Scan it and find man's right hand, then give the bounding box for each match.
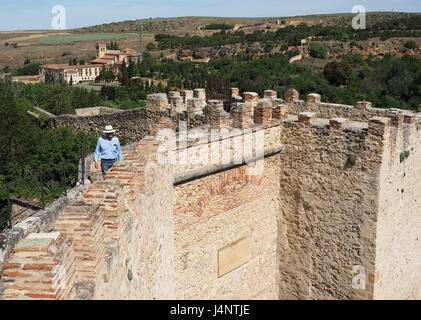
[95,162,99,170]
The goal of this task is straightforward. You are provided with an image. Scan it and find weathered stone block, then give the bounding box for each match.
[385,109,404,128]
[181,90,193,104]
[401,111,416,124]
[231,104,252,129]
[368,117,391,136]
[355,101,372,110]
[284,88,299,103]
[147,93,169,112]
[168,91,180,99]
[208,100,224,112]
[243,92,259,103]
[54,202,105,283]
[230,88,240,97]
[329,117,349,129]
[264,90,277,99]
[254,98,272,125]
[170,96,185,113]
[84,181,126,241]
[187,98,205,114]
[210,108,231,131]
[298,112,317,125]
[3,232,76,300]
[193,88,206,101]
[272,104,288,120]
[306,93,321,104]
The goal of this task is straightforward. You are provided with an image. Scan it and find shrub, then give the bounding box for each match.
[347,155,357,166]
[146,42,157,51]
[310,43,327,59]
[14,62,42,76]
[400,152,406,163]
[203,23,234,30]
[323,60,352,86]
[404,40,417,50]
[343,52,364,66]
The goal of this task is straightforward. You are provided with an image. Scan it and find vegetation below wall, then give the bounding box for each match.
[10,81,150,115]
[0,82,98,229]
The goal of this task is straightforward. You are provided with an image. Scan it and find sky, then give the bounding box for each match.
[0,0,420,31]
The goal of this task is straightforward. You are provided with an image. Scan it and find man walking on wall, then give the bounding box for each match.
[94,125,123,177]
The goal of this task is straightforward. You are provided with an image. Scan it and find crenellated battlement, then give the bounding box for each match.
[2,86,421,300]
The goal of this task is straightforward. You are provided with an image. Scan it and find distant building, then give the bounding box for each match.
[38,42,141,85]
[91,43,141,72]
[39,64,102,85]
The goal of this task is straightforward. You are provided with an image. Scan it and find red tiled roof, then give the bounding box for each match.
[91,59,114,64]
[41,64,101,70]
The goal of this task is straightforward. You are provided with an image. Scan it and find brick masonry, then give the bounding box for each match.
[2,88,421,300]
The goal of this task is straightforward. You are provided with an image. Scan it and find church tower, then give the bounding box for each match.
[96,42,106,58]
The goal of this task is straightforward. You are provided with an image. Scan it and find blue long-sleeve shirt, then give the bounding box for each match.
[94,136,123,162]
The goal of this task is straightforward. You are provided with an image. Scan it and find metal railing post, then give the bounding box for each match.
[81,135,86,185]
[39,173,45,208]
[63,162,67,196]
[6,185,11,229]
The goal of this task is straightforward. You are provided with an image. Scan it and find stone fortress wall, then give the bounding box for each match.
[1,86,421,300]
[46,89,210,144]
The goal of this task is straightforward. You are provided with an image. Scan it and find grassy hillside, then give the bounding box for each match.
[73,12,421,35]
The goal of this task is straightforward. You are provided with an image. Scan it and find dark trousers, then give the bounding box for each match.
[101,159,116,177]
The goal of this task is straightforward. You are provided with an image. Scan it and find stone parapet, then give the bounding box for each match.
[2,232,76,300]
[298,112,317,125]
[284,88,299,103]
[306,93,321,104]
[368,117,391,137]
[231,103,253,129]
[54,202,105,285]
[147,93,169,112]
[84,181,125,242]
[209,100,231,131]
[272,104,289,120]
[254,98,272,125]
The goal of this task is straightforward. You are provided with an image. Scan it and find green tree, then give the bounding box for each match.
[323,61,352,86]
[106,41,120,50]
[310,43,327,59]
[121,62,129,80]
[14,62,42,76]
[127,58,138,78]
[404,40,417,50]
[146,42,157,51]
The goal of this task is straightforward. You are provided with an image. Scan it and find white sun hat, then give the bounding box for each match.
[102,125,116,133]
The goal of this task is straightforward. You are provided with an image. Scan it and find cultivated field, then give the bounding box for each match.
[26,32,142,45]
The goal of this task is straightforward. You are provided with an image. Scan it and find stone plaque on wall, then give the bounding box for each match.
[218,236,251,277]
